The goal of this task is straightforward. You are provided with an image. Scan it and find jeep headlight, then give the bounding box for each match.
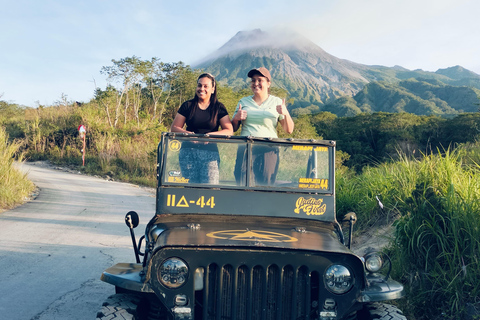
[324,264,354,294]
[364,253,383,273]
[158,257,189,288]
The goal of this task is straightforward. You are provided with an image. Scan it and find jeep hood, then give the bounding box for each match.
[148,215,352,254]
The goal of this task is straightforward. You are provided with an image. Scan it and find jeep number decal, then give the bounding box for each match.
[166,194,215,208]
[168,140,181,151]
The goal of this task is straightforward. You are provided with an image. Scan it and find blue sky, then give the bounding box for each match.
[1,0,479,107]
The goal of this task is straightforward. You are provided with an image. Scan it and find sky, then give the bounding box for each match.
[1,0,479,107]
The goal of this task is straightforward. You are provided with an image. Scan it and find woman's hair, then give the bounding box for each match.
[188,73,221,125]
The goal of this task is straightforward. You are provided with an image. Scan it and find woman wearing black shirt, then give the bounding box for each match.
[170,73,233,183]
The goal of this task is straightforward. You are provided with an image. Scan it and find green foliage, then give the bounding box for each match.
[216,85,244,116]
[97,57,200,128]
[0,101,28,139]
[312,79,480,117]
[312,112,480,170]
[5,101,168,187]
[291,104,321,117]
[278,114,318,139]
[0,100,24,120]
[337,147,480,319]
[392,150,480,319]
[322,96,363,116]
[0,126,35,209]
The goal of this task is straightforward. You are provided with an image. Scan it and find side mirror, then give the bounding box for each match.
[125,211,140,229]
[342,212,357,225]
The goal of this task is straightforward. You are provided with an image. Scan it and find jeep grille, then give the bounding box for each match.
[150,248,363,320]
[198,262,320,320]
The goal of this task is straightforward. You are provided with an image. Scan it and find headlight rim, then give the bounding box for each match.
[364,252,384,273]
[324,263,355,294]
[158,257,189,289]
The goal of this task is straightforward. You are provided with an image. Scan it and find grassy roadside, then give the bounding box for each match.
[0,127,35,210]
[337,146,480,319]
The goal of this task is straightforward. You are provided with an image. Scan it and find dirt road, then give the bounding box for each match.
[0,162,156,320]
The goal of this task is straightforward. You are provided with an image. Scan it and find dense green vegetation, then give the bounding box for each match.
[293,78,480,117]
[2,57,480,319]
[0,113,35,209]
[313,111,480,170]
[337,146,480,319]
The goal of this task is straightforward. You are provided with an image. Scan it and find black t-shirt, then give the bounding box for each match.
[178,100,229,134]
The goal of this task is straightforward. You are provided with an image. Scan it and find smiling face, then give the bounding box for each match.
[250,74,270,95]
[196,76,215,102]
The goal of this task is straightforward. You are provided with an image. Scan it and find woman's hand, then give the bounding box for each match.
[233,104,247,121]
[276,99,287,115]
[277,99,295,134]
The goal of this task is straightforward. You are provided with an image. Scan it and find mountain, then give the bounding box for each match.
[435,65,480,80]
[195,29,480,115]
[323,79,480,117]
[195,29,373,105]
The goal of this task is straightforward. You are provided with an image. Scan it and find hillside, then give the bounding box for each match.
[195,29,480,115]
[320,78,480,117]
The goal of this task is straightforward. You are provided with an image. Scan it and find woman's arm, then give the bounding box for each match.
[231,103,245,132]
[232,117,241,132]
[170,113,193,133]
[279,113,294,134]
[208,115,233,135]
[277,99,294,134]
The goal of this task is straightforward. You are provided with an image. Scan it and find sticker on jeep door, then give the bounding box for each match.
[294,197,327,215]
[292,145,328,152]
[298,178,328,189]
[206,230,298,242]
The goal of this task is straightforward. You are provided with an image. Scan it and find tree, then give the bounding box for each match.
[94,85,118,128]
[279,115,318,139]
[101,56,143,127]
[141,58,173,122]
[160,63,199,126]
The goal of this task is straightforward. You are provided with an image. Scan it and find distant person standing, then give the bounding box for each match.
[232,67,294,185]
[170,73,233,184]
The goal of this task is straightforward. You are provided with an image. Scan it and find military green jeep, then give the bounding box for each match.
[97,132,406,320]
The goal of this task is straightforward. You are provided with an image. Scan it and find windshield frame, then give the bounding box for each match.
[157,132,335,194]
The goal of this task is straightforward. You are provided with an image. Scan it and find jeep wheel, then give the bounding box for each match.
[357,302,407,320]
[96,293,170,320]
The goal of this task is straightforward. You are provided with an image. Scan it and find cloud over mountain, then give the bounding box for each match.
[195,29,480,114]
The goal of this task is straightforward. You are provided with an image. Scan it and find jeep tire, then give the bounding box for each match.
[358,302,407,320]
[96,293,170,320]
[96,293,140,319]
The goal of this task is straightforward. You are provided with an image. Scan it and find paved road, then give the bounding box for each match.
[0,162,156,320]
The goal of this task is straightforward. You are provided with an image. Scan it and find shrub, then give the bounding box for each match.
[0,127,35,209]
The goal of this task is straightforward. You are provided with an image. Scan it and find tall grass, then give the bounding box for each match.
[20,103,167,187]
[0,127,35,209]
[337,148,480,319]
[391,150,480,319]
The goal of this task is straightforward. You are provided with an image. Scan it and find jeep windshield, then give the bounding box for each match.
[156,133,336,222]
